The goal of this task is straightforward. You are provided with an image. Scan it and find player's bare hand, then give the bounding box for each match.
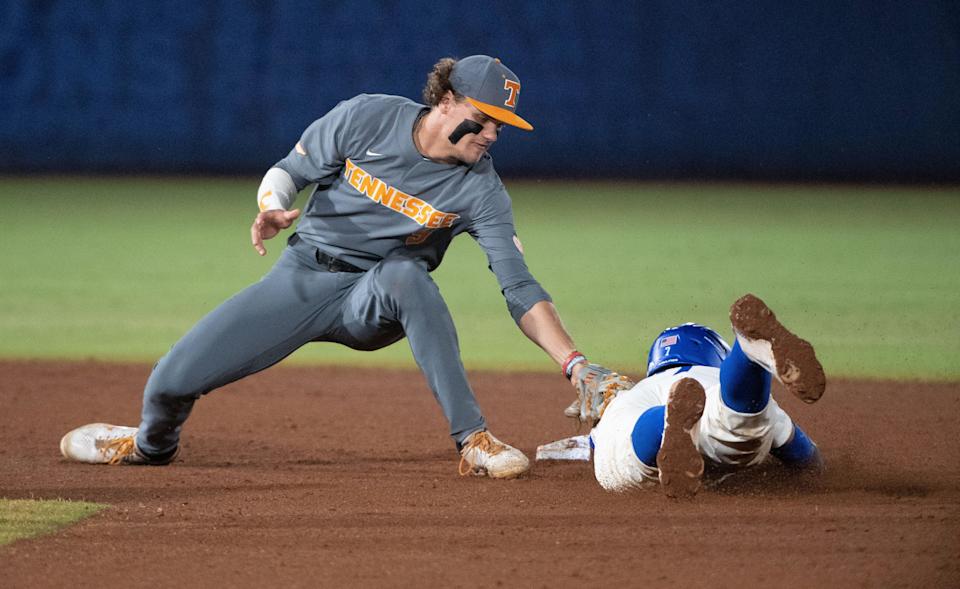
[251,209,300,256]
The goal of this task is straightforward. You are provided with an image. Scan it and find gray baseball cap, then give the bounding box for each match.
[450,55,533,131]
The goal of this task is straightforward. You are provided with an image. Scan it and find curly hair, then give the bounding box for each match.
[422,57,465,106]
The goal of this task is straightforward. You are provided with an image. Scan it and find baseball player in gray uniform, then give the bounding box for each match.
[61,55,605,479]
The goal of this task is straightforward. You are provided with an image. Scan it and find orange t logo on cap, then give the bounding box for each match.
[503,79,521,107]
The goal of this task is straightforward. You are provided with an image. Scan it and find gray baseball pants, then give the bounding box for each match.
[135,234,486,458]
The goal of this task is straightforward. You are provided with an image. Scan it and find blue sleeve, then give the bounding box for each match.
[468,189,551,324]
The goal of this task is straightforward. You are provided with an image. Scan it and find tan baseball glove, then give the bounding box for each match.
[564,363,636,427]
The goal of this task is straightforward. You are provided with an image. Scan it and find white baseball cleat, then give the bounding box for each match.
[60,423,178,465]
[729,293,826,404]
[656,378,706,499]
[458,430,530,479]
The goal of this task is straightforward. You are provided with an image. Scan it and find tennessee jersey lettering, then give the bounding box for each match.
[344,158,460,230]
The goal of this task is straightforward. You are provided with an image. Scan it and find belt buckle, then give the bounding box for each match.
[316,250,345,272]
[314,249,360,273]
[315,249,331,271]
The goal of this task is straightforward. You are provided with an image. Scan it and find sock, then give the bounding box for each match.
[771,423,819,467]
[720,340,772,413]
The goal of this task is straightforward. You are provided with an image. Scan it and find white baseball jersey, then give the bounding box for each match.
[590,365,796,492]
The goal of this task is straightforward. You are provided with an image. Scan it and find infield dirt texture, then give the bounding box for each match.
[1,180,958,586]
[1,360,958,587]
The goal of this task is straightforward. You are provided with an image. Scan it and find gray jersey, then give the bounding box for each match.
[275,94,550,322]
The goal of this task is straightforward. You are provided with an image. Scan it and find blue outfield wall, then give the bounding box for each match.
[1,1,958,181]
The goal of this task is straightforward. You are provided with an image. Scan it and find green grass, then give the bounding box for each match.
[0,499,107,546]
[0,177,957,379]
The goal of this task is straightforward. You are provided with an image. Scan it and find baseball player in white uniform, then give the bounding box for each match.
[566,293,826,497]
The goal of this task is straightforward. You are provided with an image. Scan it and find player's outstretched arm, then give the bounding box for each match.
[250,209,301,256]
[518,301,634,423]
[517,300,579,377]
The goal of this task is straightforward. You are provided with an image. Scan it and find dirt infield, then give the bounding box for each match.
[1,360,957,588]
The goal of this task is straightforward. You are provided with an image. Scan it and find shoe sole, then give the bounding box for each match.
[729,294,826,404]
[59,431,72,460]
[486,462,530,480]
[462,460,530,479]
[657,378,706,499]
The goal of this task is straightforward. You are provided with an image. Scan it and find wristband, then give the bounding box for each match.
[256,167,297,212]
[562,351,587,379]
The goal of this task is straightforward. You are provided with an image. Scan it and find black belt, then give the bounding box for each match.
[315,249,364,273]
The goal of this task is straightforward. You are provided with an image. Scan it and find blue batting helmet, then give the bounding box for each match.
[646,323,731,376]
